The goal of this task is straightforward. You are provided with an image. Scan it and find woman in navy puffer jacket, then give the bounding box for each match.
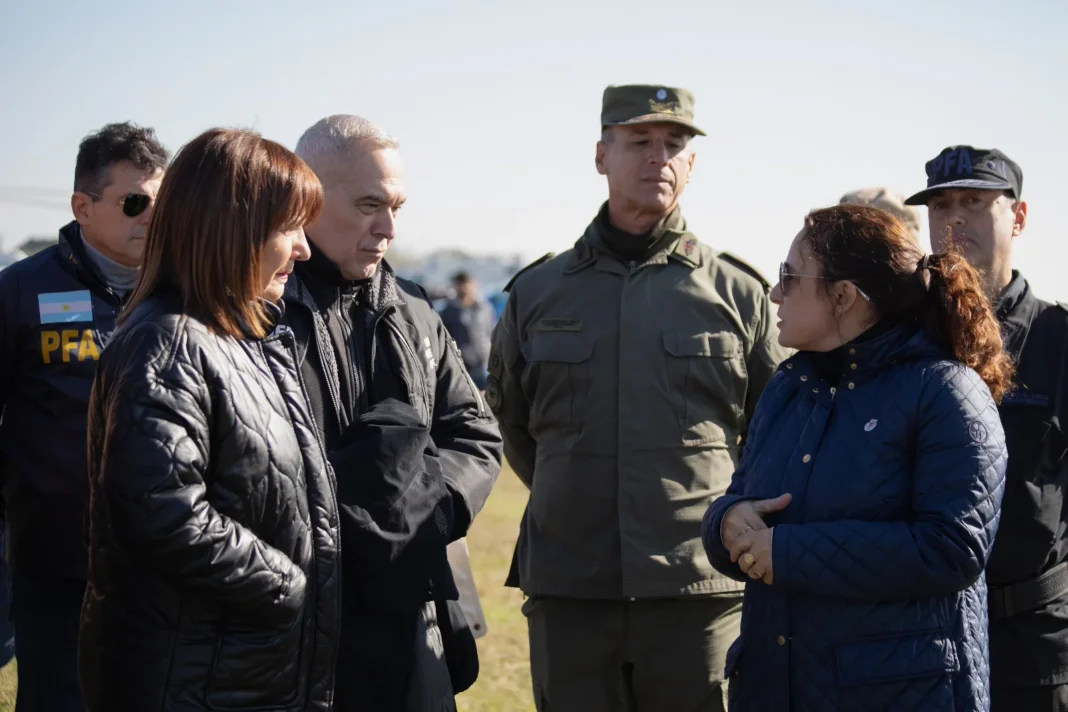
[702,204,1013,711]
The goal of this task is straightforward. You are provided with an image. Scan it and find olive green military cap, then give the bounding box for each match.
[601,84,706,137]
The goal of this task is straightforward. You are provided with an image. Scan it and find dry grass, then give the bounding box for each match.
[0,470,534,712]
[0,661,14,712]
[456,469,535,711]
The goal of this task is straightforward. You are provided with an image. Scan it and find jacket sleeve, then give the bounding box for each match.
[487,291,537,488]
[702,376,779,582]
[329,399,454,609]
[772,366,1007,601]
[0,269,17,417]
[744,291,790,440]
[0,271,15,501]
[430,311,503,539]
[94,327,305,624]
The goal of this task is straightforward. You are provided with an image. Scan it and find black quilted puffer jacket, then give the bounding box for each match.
[79,291,341,712]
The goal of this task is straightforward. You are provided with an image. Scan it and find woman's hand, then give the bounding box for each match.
[721,494,792,551]
[732,527,776,585]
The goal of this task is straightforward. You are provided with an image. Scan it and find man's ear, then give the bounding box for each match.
[1012,199,1028,238]
[595,140,608,176]
[71,192,93,225]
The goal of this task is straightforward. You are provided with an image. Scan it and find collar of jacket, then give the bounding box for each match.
[779,320,943,391]
[255,299,288,341]
[57,221,118,302]
[995,271,1040,356]
[565,203,700,274]
[289,256,406,316]
[301,241,368,296]
[145,284,287,342]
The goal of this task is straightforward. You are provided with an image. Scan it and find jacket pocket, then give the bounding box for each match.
[205,611,305,710]
[835,630,959,686]
[662,331,745,447]
[522,333,594,440]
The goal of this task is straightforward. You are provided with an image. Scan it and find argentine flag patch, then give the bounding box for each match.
[38,290,94,324]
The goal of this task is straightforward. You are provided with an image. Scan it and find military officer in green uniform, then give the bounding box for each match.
[487,84,789,711]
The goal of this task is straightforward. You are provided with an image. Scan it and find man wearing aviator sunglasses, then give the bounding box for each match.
[0,121,167,711]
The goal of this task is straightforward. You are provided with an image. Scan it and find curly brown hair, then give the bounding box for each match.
[802,204,1014,402]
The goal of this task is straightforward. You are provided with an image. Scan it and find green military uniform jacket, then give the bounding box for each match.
[488,206,790,599]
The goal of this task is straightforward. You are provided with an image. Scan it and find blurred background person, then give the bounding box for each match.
[439,270,496,390]
[839,187,922,239]
[0,121,167,712]
[79,128,340,712]
[703,204,1011,711]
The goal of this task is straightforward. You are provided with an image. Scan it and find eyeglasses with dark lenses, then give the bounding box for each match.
[778,262,871,301]
[86,191,153,218]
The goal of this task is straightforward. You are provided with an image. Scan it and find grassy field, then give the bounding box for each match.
[456,469,534,711]
[0,469,533,712]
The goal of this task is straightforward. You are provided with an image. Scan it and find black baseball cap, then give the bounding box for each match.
[905,146,1023,206]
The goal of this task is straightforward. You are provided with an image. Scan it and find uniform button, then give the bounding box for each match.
[848,348,856,355]
[812,388,819,393]
[848,382,855,390]
[830,387,837,395]
[802,454,811,463]
[786,363,793,369]
[850,363,858,370]
[778,635,786,646]
[800,375,808,382]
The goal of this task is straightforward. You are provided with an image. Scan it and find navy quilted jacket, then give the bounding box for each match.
[702,322,1006,711]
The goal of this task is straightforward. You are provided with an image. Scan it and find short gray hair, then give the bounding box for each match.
[295,115,399,180]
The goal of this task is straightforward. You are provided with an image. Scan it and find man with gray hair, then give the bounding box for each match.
[285,115,502,711]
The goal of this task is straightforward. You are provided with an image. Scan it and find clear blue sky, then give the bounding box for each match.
[2,0,1066,298]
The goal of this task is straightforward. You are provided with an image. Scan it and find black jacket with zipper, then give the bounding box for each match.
[988,272,1068,689]
[283,251,501,705]
[79,290,341,711]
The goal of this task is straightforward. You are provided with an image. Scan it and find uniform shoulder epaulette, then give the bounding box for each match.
[504,252,555,293]
[717,251,771,290]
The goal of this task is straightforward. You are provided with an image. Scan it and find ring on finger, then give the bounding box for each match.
[743,552,756,566]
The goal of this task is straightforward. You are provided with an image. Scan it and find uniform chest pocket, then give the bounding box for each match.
[522,333,594,437]
[662,331,745,447]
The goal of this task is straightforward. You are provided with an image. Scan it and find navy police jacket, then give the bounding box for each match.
[703,322,1007,711]
[0,222,121,580]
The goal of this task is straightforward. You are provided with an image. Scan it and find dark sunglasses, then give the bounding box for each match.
[779,262,871,301]
[86,191,153,218]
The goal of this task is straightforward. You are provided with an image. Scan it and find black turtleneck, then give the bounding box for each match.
[294,245,372,447]
[594,203,684,263]
[811,319,899,386]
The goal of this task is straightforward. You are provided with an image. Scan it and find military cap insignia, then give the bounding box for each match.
[648,99,676,115]
[656,88,668,100]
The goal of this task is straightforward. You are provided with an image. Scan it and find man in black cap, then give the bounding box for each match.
[907,146,1068,709]
[489,84,787,711]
